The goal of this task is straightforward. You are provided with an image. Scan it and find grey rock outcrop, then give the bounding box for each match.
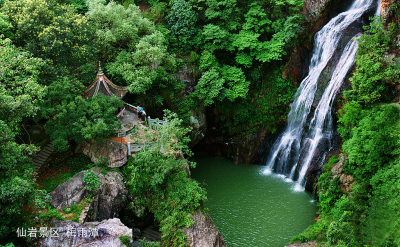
[40,218,132,247]
[83,140,127,168]
[286,241,318,247]
[184,210,226,247]
[189,109,207,147]
[51,167,127,222]
[331,154,354,193]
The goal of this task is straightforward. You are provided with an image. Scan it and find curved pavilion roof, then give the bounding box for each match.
[83,67,128,100]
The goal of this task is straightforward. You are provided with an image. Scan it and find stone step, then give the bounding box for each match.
[33,143,54,171]
[142,227,161,242]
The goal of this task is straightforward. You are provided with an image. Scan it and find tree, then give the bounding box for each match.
[0,38,45,130]
[1,0,96,80]
[363,164,400,246]
[166,0,198,51]
[0,38,48,243]
[41,77,123,151]
[189,0,303,108]
[342,104,400,180]
[86,0,176,95]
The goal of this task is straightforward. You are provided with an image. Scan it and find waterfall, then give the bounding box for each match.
[376,0,381,16]
[262,0,376,191]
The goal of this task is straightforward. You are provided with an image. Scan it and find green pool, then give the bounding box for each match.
[192,156,317,247]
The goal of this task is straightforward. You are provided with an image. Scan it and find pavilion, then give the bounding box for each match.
[83,66,128,99]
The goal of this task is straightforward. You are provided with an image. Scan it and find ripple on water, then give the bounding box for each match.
[192,157,316,247]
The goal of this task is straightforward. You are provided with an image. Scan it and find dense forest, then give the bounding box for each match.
[0,0,399,246]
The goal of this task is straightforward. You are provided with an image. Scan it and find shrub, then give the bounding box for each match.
[83,171,99,191]
[119,235,131,246]
[342,104,400,180]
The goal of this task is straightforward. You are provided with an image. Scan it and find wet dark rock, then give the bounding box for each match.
[198,128,275,165]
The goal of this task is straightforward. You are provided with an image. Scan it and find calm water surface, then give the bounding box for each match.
[192,156,316,247]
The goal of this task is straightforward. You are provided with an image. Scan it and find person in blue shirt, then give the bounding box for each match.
[137,105,146,121]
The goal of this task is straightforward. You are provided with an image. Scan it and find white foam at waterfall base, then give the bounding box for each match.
[261,0,376,192]
[262,168,272,175]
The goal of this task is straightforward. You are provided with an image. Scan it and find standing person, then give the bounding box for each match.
[137,105,144,121]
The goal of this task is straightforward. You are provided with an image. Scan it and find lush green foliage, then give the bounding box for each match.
[43,91,122,151]
[166,0,198,50]
[342,104,400,180]
[215,67,296,135]
[119,235,132,246]
[41,154,92,192]
[5,0,400,246]
[0,38,48,243]
[123,111,206,246]
[298,17,400,246]
[344,19,399,105]
[361,164,400,245]
[180,0,302,107]
[2,0,96,79]
[87,0,177,96]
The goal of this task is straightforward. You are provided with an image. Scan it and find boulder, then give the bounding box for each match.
[83,140,127,168]
[51,167,127,222]
[183,210,226,247]
[40,218,132,247]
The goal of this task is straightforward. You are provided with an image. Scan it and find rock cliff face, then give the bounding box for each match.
[380,0,395,19]
[284,0,348,83]
[303,0,335,22]
[197,128,274,165]
[331,154,354,194]
[83,140,127,168]
[40,218,132,247]
[189,109,207,147]
[184,210,226,247]
[51,167,127,222]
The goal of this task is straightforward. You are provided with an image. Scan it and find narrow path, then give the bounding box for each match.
[32,143,53,171]
[142,226,161,242]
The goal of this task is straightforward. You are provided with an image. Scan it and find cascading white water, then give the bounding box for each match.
[376,0,382,16]
[262,0,376,191]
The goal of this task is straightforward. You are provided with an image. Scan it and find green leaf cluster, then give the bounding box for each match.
[83,171,100,191]
[0,38,48,243]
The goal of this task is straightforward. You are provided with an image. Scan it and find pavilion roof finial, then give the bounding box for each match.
[98,61,103,75]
